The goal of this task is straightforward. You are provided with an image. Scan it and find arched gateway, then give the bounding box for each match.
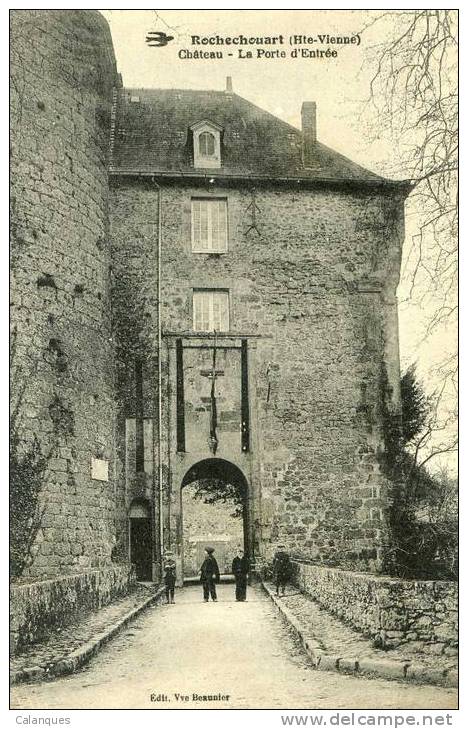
[168,459,255,585]
[180,459,249,581]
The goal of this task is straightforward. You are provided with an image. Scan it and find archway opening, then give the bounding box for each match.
[129,498,152,581]
[181,459,249,582]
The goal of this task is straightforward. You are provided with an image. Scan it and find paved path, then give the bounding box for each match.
[10,585,457,710]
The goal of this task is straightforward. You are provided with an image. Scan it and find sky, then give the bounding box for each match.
[102,10,385,167]
[101,9,457,472]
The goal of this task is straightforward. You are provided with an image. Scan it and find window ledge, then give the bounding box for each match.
[163,331,268,339]
[192,249,227,255]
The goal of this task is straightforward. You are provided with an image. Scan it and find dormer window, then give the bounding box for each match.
[190,120,222,169]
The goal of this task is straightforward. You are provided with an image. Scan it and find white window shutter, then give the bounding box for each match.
[220,292,229,330]
[191,199,228,253]
[218,200,227,251]
[193,292,202,331]
[192,200,200,248]
[212,293,221,331]
[200,201,209,249]
[203,293,210,330]
[211,202,219,249]
[193,290,229,332]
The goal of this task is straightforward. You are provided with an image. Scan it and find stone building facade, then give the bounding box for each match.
[10,11,411,585]
[110,86,410,581]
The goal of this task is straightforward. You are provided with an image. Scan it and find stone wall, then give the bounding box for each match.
[10,564,136,654]
[295,562,458,655]
[10,11,120,578]
[110,179,405,570]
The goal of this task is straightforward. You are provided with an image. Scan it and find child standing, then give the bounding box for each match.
[163,550,177,604]
[273,544,292,596]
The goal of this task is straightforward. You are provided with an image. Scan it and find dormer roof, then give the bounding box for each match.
[190,119,224,133]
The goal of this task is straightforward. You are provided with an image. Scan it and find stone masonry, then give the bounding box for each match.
[10,10,121,578]
[10,564,136,654]
[295,562,458,655]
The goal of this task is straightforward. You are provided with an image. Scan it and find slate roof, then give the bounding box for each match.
[111,88,408,189]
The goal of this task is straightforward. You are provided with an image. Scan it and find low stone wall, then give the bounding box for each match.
[10,564,136,654]
[295,562,458,656]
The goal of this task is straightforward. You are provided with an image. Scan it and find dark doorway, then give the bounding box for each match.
[129,500,152,581]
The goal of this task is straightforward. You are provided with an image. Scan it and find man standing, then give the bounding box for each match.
[200,546,220,602]
[231,547,249,602]
[273,544,292,596]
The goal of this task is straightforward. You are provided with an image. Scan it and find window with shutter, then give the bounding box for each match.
[193,290,229,332]
[191,198,228,252]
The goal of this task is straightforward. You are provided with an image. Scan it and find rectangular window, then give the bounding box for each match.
[125,418,153,476]
[193,289,229,332]
[191,198,228,252]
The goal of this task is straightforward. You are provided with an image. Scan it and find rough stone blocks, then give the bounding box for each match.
[359,658,408,680]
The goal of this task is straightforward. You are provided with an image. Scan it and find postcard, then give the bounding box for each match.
[9,8,458,715]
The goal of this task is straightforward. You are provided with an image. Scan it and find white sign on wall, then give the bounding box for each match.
[91,457,109,482]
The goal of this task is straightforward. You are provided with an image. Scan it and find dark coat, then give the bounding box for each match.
[232,555,249,577]
[273,550,292,582]
[164,560,176,587]
[200,555,220,583]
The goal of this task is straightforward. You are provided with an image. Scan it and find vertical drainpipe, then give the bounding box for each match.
[152,179,164,571]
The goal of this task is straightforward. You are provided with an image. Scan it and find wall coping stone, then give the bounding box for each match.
[292,560,457,589]
[11,567,133,594]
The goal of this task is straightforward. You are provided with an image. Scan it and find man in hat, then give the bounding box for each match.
[273,544,291,597]
[231,547,249,602]
[199,546,220,602]
[163,550,177,604]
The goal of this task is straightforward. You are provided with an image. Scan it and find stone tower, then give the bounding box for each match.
[10,10,120,577]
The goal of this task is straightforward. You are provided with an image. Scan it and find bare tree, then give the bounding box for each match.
[361,10,458,465]
[363,11,457,305]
